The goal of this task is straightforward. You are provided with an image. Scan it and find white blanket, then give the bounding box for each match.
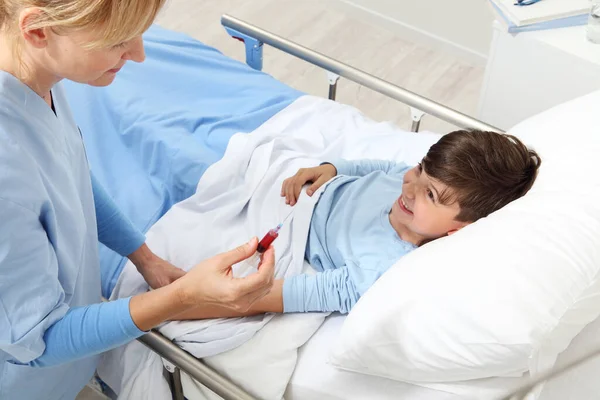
[108,128,326,358]
[98,96,441,400]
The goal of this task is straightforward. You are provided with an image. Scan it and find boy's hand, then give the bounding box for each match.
[281,163,337,206]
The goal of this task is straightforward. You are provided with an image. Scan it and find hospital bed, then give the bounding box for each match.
[64,15,600,400]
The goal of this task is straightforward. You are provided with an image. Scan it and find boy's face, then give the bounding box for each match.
[389,163,469,244]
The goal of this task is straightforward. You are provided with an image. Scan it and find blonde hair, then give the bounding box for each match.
[0,0,165,49]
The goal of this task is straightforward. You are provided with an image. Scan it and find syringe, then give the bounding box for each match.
[255,208,294,254]
[256,223,283,254]
[236,209,294,276]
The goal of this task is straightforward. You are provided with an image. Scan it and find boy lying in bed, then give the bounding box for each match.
[177,129,541,318]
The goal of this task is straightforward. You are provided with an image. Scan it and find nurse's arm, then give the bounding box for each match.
[91,173,185,289]
[91,173,146,260]
[33,243,274,366]
[1,197,272,367]
[0,198,149,368]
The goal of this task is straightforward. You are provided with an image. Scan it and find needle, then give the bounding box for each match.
[281,208,295,225]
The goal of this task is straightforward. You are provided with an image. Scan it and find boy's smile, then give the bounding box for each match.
[398,195,413,215]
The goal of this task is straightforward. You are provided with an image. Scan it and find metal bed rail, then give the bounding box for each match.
[500,345,600,400]
[129,14,600,400]
[221,14,503,134]
[138,330,257,400]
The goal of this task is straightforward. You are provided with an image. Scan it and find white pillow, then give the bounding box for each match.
[329,91,600,386]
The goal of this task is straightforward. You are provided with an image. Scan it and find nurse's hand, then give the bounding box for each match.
[139,258,186,289]
[129,243,186,289]
[176,237,275,312]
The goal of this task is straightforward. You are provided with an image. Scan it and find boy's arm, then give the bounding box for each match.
[174,266,368,319]
[330,159,407,177]
[173,280,284,320]
[173,262,383,319]
[283,267,364,314]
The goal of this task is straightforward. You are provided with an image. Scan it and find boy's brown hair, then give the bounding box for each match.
[421,129,541,223]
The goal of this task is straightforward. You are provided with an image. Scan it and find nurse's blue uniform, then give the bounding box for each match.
[0,71,147,399]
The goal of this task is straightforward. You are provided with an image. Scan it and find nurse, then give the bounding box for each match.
[0,1,275,399]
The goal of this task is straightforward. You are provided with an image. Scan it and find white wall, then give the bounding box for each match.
[336,0,495,64]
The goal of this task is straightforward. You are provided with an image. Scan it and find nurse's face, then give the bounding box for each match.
[17,8,146,88]
[39,28,146,87]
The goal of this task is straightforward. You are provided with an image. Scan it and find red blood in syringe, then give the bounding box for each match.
[257,227,280,253]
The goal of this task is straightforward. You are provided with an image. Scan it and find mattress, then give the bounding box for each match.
[285,315,464,400]
[286,313,600,400]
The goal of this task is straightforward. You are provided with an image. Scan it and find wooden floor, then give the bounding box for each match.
[155,0,485,134]
[76,3,485,399]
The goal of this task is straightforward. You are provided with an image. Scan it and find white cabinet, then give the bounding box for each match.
[478,22,600,131]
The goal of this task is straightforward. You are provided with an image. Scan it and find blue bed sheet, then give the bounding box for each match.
[63,25,302,297]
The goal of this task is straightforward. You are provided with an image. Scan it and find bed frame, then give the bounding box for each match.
[130,14,597,400]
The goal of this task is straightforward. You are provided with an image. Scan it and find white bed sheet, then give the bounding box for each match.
[285,315,464,400]
[180,313,600,400]
[285,313,600,400]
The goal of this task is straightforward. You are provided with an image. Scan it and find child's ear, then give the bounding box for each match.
[447,221,471,236]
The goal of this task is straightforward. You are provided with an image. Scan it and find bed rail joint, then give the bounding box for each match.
[410,107,426,132]
[224,27,264,71]
[327,71,340,100]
